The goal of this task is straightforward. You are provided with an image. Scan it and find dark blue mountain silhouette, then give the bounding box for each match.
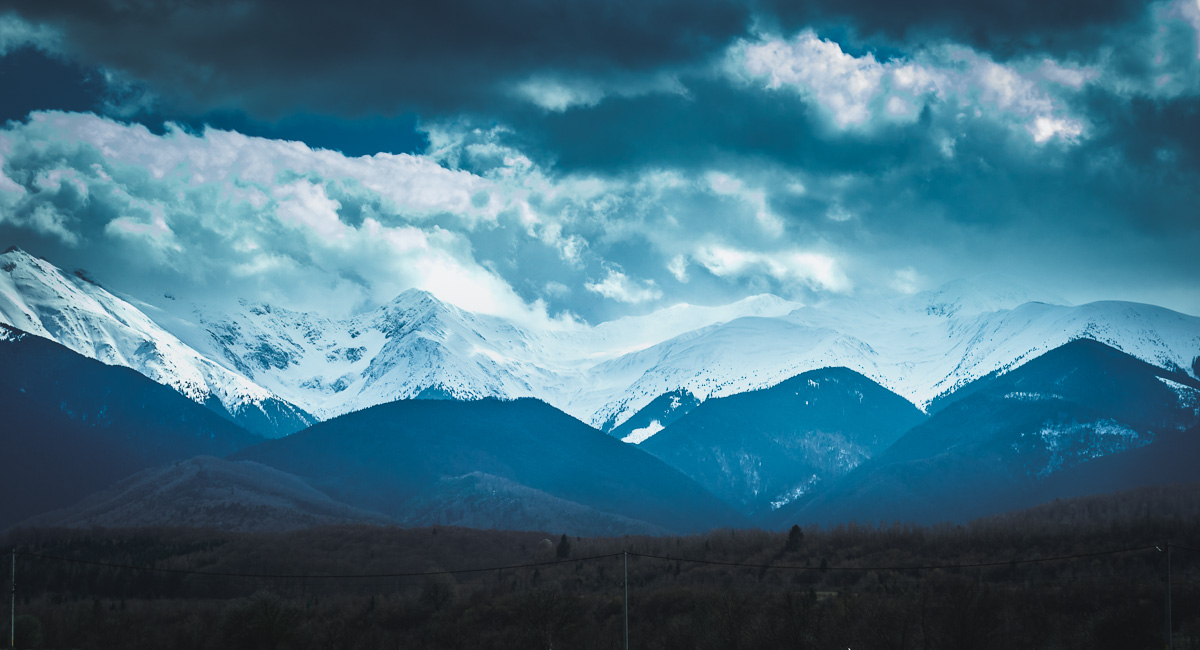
[233,397,746,534]
[0,324,263,530]
[774,338,1200,527]
[639,367,926,517]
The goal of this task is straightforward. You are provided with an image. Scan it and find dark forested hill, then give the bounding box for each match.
[640,367,926,517]
[20,455,394,532]
[5,482,1200,650]
[775,339,1200,527]
[0,325,263,530]
[234,397,746,534]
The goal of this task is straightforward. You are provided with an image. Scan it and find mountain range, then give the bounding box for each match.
[3,245,1200,535]
[5,246,1198,434]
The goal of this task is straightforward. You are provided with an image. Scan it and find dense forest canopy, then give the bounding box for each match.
[4,482,1200,649]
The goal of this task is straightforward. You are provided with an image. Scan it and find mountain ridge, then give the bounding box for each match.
[640,366,927,516]
[772,339,1200,527]
[19,455,395,532]
[4,247,1199,433]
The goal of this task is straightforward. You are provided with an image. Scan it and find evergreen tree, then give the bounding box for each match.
[786,524,804,552]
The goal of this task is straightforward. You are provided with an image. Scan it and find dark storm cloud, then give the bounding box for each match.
[755,0,1149,57]
[499,76,935,174]
[0,47,101,122]
[2,0,748,118]
[3,0,1198,318]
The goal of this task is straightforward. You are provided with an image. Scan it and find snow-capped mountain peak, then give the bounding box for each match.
[909,274,1070,318]
[0,247,313,437]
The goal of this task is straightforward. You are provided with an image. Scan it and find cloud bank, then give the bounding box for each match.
[0,0,1197,318]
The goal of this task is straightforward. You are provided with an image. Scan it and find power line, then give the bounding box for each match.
[14,550,623,580]
[627,545,1160,572]
[9,544,1163,582]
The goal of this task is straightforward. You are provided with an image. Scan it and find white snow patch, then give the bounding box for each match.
[770,475,820,510]
[622,419,664,444]
[1004,391,1065,402]
[1030,419,1146,478]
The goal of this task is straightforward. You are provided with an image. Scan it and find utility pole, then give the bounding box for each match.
[9,548,14,650]
[1159,544,1173,650]
[623,550,629,650]
[1166,543,1173,650]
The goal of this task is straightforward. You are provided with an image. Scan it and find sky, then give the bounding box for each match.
[0,0,1198,325]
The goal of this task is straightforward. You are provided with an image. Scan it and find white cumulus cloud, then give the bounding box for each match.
[693,245,851,294]
[728,30,1090,144]
[585,267,664,304]
[0,111,581,327]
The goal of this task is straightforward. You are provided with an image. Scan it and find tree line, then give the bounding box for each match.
[3,482,1200,649]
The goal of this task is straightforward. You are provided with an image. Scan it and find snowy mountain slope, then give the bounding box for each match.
[166,291,559,420]
[147,288,801,421]
[585,294,1200,430]
[0,247,313,437]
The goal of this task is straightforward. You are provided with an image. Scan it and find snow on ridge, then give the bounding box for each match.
[0,324,24,342]
[0,247,282,418]
[1157,376,1200,413]
[580,298,1200,428]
